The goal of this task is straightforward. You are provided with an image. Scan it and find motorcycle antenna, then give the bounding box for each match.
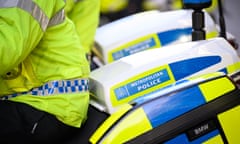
[182,0,212,41]
[217,0,227,39]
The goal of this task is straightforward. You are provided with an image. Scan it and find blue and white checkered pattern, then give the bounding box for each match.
[1,78,89,100]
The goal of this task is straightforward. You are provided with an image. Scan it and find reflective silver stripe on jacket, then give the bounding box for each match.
[0,0,65,31]
[48,9,65,27]
[1,78,89,100]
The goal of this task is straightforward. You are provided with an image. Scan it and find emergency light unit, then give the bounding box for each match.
[93,9,218,65]
[89,37,240,114]
[90,72,240,144]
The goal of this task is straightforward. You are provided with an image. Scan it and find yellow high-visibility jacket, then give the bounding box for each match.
[65,0,100,54]
[0,0,90,128]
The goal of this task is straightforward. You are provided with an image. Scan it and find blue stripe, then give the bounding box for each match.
[111,28,192,61]
[32,91,38,95]
[183,0,211,4]
[59,87,64,93]
[165,129,220,144]
[38,86,43,90]
[157,28,192,46]
[143,86,206,128]
[71,86,76,92]
[75,80,79,85]
[67,81,71,86]
[170,56,221,81]
[79,86,83,91]
[44,84,49,89]
[218,68,228,74]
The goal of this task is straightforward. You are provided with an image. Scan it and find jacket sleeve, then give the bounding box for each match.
[0,7,45,76]
[65,0,100,54]
[0,0,65,76]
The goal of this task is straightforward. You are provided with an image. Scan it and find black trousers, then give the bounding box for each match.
[66,106,109,144]
[0,100,79,144]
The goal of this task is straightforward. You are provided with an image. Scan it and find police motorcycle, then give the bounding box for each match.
[68,0,240,143]
[91,7,219,67]
[90,1,237,68]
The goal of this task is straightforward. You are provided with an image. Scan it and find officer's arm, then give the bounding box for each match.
[0,0,65,76]
[0,3,46,76]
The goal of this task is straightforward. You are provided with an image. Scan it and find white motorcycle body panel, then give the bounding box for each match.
[95,9,218,64]
[90,38,240,114]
